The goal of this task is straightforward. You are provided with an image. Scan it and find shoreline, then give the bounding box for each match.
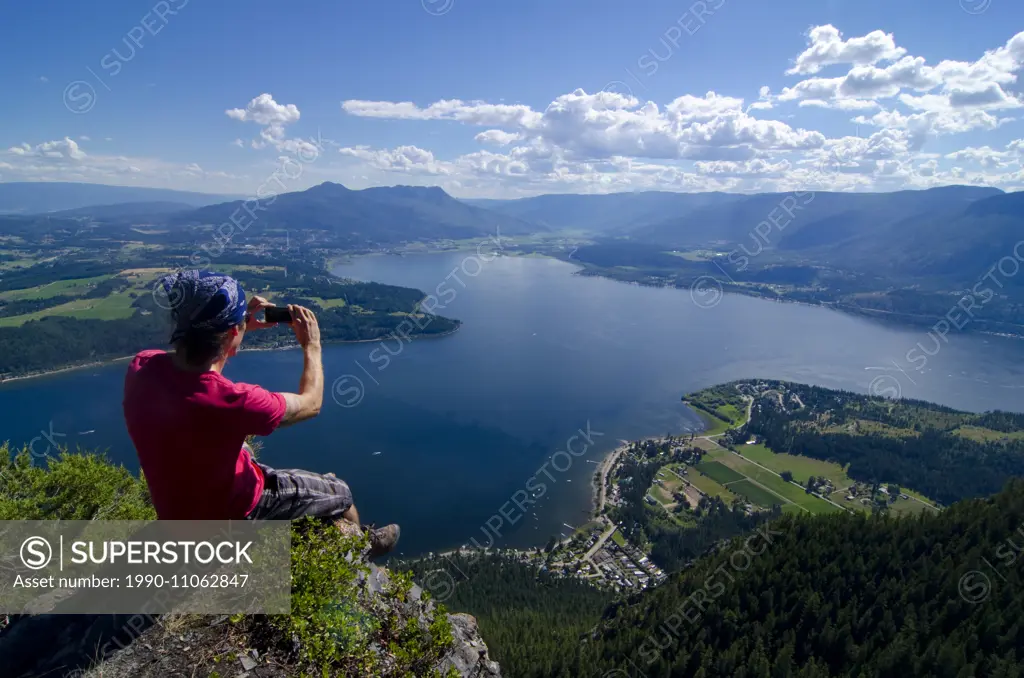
[588,431,697,517]
[429,431,689,560]
[0,355,138,385]
[569,263,1024,340]
[0,324,462,386]
[591,439,632,517]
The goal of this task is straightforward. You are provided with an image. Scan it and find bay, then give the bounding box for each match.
[3,252,1024,556]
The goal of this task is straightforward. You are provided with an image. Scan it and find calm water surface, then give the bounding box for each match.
[3,253,1024,556]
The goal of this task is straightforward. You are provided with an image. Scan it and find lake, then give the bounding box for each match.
[3,252,1024,556]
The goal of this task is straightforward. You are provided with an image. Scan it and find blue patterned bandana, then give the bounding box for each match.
[159,270,247,342]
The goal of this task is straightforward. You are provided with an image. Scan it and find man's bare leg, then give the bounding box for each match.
[342,504,360,525]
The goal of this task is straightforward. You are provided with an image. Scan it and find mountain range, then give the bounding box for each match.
[174,182,539,243]
[4,181,1023,278]
[477,185,1024,285]
[0,182,238,214]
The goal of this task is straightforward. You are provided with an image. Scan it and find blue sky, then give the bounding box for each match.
[2,0,1024,197]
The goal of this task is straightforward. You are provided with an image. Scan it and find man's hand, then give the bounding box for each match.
[245,295,276,331]
[278,304,324,427]
[289,304,321,350]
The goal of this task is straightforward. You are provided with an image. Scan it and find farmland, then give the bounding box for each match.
[678,380,946,516]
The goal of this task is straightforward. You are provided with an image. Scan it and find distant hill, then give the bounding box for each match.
[466,191,743,233]
[46,201,195,219]
[179,182,542,244]
[0,182,237,214]
[866,190,1024,283]
[629,185,1004,250]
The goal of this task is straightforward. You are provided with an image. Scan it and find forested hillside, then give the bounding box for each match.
[404,479,1024,678]
[581,479,1024,677]
[407,552,611,678]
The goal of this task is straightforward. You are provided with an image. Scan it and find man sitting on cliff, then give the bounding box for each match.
[122,270,399,556]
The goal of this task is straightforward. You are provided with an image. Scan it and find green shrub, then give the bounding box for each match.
[0,443,155,520]
[263,519,458,677]
[0,447,459,677]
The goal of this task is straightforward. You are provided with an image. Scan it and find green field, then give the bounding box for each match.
[889,497,938,515]
[307,296,348,309]
[715,403,743,424]
[0,290,138,327]
[610,530,626,547]
[713,436,940,516]
[739,443,850,485]
[728,479,786,508]
[696,461,745,485]
[650,484,674,505]
[903,488,940,507]
[715,452,842,514]
[0,274,112,302]
[683,468,739,504]
[953,425,1024,443]
[0,252,47,270]
[655,468,684,493]
[689,441,842,515]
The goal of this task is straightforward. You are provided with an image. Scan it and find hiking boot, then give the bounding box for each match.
[365,523,400,557]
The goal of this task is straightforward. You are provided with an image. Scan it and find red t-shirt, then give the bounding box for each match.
[123,350,286,519]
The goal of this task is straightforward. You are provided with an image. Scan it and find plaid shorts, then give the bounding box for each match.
[245,463,354,521]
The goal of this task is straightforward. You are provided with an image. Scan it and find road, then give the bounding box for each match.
[584,519,617,561]
[593,441,629,516]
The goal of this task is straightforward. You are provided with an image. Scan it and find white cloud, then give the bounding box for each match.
[342,98,543,128]
[226,93,306,150]
[665,92,746,121]
[8,137,86,160]
[326,28,1024,195]
[778,27,1024,137]
[749,86,775,111]
[786,25,906,76]
[694,158,791,176]
[38,76,48,83]
[852,107,1013,145]
[339,145,451,175]
[474,130,522,146]
[14,27,1024,197]
[79,135,91,141]
[345,89,825,168]
[945,143,1018,168]
[226,93,300,128]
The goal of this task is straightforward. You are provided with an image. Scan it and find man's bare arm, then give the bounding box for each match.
[277,305,324,428]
